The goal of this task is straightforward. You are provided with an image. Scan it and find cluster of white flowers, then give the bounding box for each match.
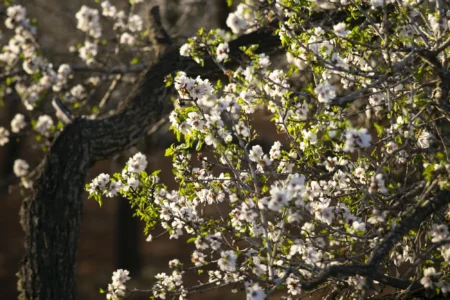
[179,43,193,57]
[1,11,42,80]
[100,0,143,39]
[152,270,185,299]
[126,152,148,173]
[119,32,135,46]
[35,115,54,136]
[333,22,349,37]
[263,69,290,98]
[53,64,72,92]
[174,72,214,101]
[64,84,86,103]
[5,5,27,29]
[216,42,229,62]
[226,3,258,34]
[13,159,29,177]
[10,114,26,133]
[128,15,143,32]
[218,250,237,272]
[0,127,9,146]
[343,127,372,152]
[79,41,98,65]
[88,154,150,199]
[430,224,449,243]
[315,81,337,104]
[87,173,110,194]
[106,269,130,300]
[246,283,265,300]
[75,6,101,38]
[101,1,117,18]
[417,130,434,149]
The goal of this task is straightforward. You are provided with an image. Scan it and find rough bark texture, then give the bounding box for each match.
[16,12,281,300]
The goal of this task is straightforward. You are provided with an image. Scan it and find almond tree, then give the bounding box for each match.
[1,0,449,299]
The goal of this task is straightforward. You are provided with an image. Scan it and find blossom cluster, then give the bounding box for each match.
[105,269,131,300]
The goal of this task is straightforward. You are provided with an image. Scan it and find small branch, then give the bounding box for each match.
[52,97,73,124]
[70,64,148,74]
[301,264,373,291]
[147,117,168,135]
[99,74,122,109]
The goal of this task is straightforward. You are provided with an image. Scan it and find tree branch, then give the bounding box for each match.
[298,190,450,292]
[368,190,450,266]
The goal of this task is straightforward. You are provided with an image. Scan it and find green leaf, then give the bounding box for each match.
[227,0,232,7]
[165,147,174,157]
[130,57,139,65]
[374,122,384,137]
[261,185,269,193]
[423,164,435,181]
[152,170,162,176]
[91,106,99,114]
[196,141,203,151]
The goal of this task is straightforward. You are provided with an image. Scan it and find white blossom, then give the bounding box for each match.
[216,43,229,62]
[13,159,29,177]
[246,283,265,300]
[146,234,153,242]
[106,180,123,198]
[5,5,27,29]
[249,145,263,162]
[11,113,26,133]
[107,269,131,300]
[127,152,148,173]
[226,12,248,34]
[218,250,237,272]
[333,22,349,37]
[128,15,143,32]
[315,81,336,104]
[420,267,439,289]
[79,41,98,65]
[101,1,117,18]
[35,115,54,135]
[75,6,101,38]
[179,43,192,57]
[417,130,433,149]
[120,32,136,46]
[344,128,372,152]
